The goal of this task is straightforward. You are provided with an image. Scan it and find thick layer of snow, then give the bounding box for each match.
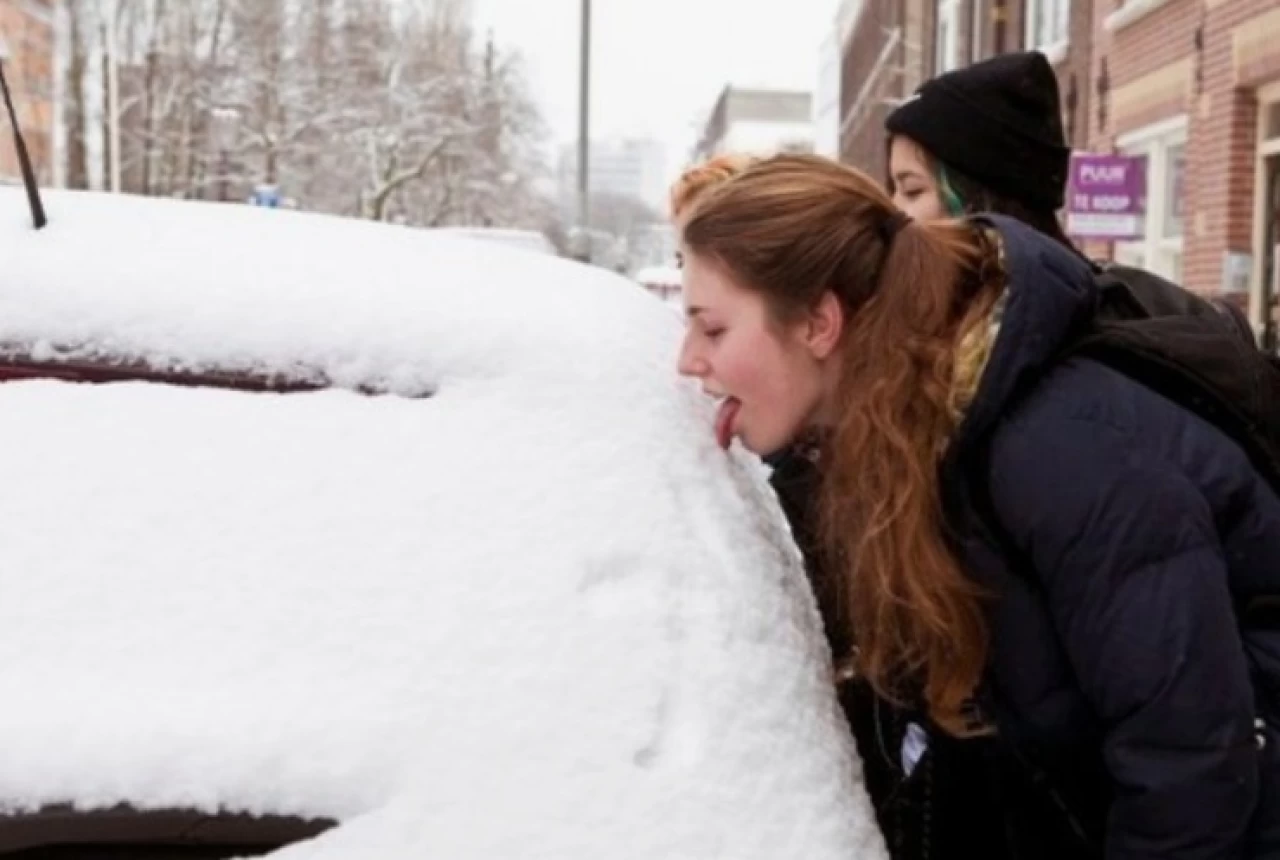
[0,189,886,859]
[428,226,559,257]
[634,264,682,287]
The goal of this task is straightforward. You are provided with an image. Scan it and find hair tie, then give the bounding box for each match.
[880,211,912,244]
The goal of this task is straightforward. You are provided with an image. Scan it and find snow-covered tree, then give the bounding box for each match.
[55,0,553,232]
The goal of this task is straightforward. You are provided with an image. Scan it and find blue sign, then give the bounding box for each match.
[250,185,282,208]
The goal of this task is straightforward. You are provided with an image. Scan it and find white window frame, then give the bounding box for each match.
[1113,116,1188,284]
[1024,0,1070,60]
[935,0,961,74]
[1104,0,1175,33]
[1250,83,1280,332]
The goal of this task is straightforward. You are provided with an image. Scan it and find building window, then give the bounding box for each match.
[1114,118,1187,283]
[936,0,961,73]
[1025,0,1070,53]
[1266,101,1280,143]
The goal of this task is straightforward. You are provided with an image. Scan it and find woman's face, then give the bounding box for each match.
[889,136,947,220]
[676,250,840,455]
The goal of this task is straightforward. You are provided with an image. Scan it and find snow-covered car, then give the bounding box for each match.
[428,226,559,257]
[634,264,683,306]
[0,189,885,860]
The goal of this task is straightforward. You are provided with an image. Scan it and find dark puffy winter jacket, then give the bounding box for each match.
[939,215,1280,860]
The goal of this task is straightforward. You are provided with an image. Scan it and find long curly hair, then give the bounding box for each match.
[681,154,1001,735]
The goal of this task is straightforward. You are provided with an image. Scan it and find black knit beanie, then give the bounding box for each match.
[884,51,1070,212]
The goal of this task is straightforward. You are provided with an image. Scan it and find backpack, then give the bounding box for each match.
[1081,266,1280,500]
[1096,263,1259,344]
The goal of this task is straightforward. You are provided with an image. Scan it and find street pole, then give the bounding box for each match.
[575,0,591,262]
[104,0,122,193]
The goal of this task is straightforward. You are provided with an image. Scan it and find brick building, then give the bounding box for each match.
[836,0,1280,339]
[837,0,926,181]
[0,0,55,183]
[838,0,1092,177]
[1087,0,1280,342]
[928,0,1093,149]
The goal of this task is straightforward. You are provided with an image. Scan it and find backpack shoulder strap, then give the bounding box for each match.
[1209,297,1257,344]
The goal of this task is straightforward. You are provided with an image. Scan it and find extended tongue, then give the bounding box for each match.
[715,398,740,450]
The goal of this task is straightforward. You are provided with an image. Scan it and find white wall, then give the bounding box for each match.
[721,120,816,155]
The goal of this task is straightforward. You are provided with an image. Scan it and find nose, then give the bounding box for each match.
[677,332,708,378]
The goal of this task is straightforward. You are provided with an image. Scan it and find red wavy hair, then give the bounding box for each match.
[668,153,760,222]
[681,154,1000,735]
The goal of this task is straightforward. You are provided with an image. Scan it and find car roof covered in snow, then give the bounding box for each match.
[0,189,883,860]
[0,189,663,395]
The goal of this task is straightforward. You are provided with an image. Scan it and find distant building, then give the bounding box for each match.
[0,0,55,184]
[558,137,668,211]
[692,86,814,161]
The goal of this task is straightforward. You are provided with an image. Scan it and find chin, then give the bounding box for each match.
[740,429,788,458]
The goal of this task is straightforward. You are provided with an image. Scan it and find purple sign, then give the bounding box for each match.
[1066,153,1147,240]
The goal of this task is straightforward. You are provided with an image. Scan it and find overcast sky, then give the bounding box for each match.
[470,0,834,178]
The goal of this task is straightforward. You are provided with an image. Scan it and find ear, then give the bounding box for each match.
[803,291,844,360]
